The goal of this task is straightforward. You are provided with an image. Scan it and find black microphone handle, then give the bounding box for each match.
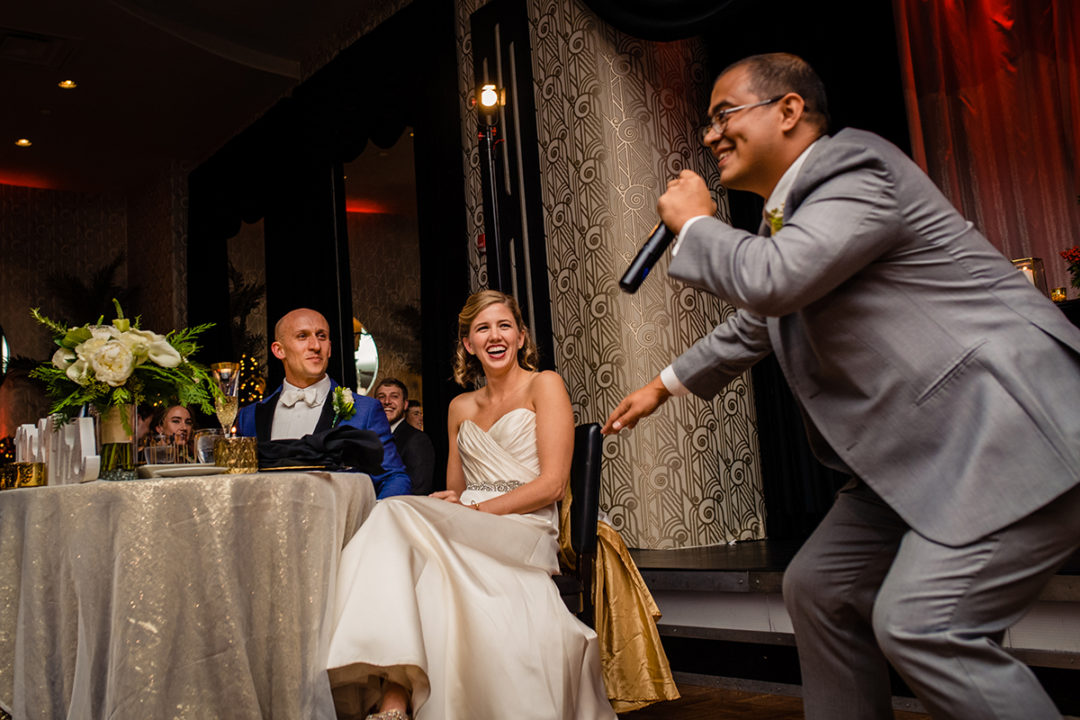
[619,221,676,294]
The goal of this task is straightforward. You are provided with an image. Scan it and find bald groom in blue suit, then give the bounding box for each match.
[235,308,410,499]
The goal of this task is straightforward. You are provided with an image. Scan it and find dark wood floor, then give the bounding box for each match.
[617,684,931,720]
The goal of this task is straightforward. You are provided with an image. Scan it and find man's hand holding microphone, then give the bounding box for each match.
[657,169,716,233]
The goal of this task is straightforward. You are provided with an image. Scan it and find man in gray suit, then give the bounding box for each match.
[603,53,1080,719]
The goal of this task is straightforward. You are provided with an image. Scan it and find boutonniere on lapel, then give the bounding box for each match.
[331,387,356,428]
[766,204,785,235]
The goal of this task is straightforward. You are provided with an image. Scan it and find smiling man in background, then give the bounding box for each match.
[374,377,434,495]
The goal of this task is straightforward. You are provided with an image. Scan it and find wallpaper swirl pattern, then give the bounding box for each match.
[457,0,765,548]
[455,0,491,293]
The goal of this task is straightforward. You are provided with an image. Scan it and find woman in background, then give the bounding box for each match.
[154,404,195,462]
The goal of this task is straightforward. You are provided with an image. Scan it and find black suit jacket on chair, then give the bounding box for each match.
[392,421,435,495]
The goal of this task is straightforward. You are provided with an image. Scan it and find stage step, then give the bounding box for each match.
[631,540,1080,670]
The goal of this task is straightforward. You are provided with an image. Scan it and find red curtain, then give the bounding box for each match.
[893,0,1080,294]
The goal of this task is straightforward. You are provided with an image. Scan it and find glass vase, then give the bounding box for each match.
[95,404,138,481]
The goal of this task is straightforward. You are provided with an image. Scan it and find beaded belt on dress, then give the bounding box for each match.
[466,480,524,492]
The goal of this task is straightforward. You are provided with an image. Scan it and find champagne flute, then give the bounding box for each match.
[211,362,240,437]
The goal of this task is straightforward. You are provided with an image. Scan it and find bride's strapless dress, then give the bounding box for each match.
[326,408,615,719]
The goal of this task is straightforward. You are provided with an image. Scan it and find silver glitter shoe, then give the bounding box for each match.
[364,711,409,720]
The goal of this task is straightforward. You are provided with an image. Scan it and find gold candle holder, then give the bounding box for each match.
[1051,286,1067,303]
[15,462,47,488]
[213,436,258,474]
[0,463,47,490]
[0,464,16,491]
[1011,257,1050,297]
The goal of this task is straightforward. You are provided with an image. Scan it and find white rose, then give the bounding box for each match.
[75,336,108,362]
[52,347,76,369]
[147,338,182,368]
[117,329,159,364]
[90,341,136,387]
[65,358,93,386]
[89,325,121,341]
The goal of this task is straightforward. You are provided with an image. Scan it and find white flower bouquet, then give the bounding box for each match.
[29,300,218,425]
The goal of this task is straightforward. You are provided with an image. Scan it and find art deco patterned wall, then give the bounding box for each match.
[298,0,414,81]
[454,0,766,548]
[455,0,491,293]
[0,185,128,436]
[0,165,189,437]
[126,162,190,331]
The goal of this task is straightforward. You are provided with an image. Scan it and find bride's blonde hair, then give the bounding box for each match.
[453,290,539,387]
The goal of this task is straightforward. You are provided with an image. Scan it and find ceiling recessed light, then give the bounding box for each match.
[58,80,77,89]
[14,138,32,147]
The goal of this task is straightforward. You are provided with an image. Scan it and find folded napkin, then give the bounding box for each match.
[258,425,385,474]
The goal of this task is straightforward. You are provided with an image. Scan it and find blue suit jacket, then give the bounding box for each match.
[235,379,411,499]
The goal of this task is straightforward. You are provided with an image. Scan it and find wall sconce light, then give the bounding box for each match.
[474,82,508,288]
[475,83,505,113]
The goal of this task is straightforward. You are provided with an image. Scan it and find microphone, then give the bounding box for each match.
[619,221,676,293]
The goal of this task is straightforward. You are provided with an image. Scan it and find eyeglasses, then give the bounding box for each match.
[700,96,784,140]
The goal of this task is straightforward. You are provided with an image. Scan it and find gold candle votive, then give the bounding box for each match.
[0,464,17,491]
[1011,257,1050,297]
[1051,287,1067,303]
[213,437,258,474]
[14,462,47,488]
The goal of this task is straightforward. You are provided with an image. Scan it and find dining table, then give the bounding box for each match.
[0,469,375,720]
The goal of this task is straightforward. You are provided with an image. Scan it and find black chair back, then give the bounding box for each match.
[569,423,603,555]
[560,422,603,625]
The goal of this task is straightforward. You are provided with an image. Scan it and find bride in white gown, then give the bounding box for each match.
[326,290,615,720]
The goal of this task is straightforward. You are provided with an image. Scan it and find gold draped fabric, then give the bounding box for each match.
[559,495,680,713]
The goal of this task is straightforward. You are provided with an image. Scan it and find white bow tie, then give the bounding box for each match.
[281,386,320,408]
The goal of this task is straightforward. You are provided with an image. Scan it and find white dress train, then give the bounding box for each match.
[326,408,615,720]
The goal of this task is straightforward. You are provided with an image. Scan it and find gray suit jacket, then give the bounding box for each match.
[670,128,1080,546]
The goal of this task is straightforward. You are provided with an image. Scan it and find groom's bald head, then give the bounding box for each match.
[271,308,331,387]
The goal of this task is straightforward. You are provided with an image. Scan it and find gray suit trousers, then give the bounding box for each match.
[784,480,1080,720]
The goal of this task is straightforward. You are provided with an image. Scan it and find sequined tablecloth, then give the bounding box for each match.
[0,471,375,720]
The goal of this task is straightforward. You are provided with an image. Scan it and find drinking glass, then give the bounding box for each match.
[143,435,177,465]
[211,362,240,436]
[193,428,224,464]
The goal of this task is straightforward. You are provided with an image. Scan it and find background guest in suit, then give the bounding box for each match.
[135,405,156,448]
[235,308,410,499]
[604,52,1080,720]
[374,377,435,495]
[406,400,423,431]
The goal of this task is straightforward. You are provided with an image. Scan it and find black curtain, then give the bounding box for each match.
[579,0,909,543]
[470,0,556,371]
[187,0,467,482]
[710,0,910,541]
[579,0,742,41]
